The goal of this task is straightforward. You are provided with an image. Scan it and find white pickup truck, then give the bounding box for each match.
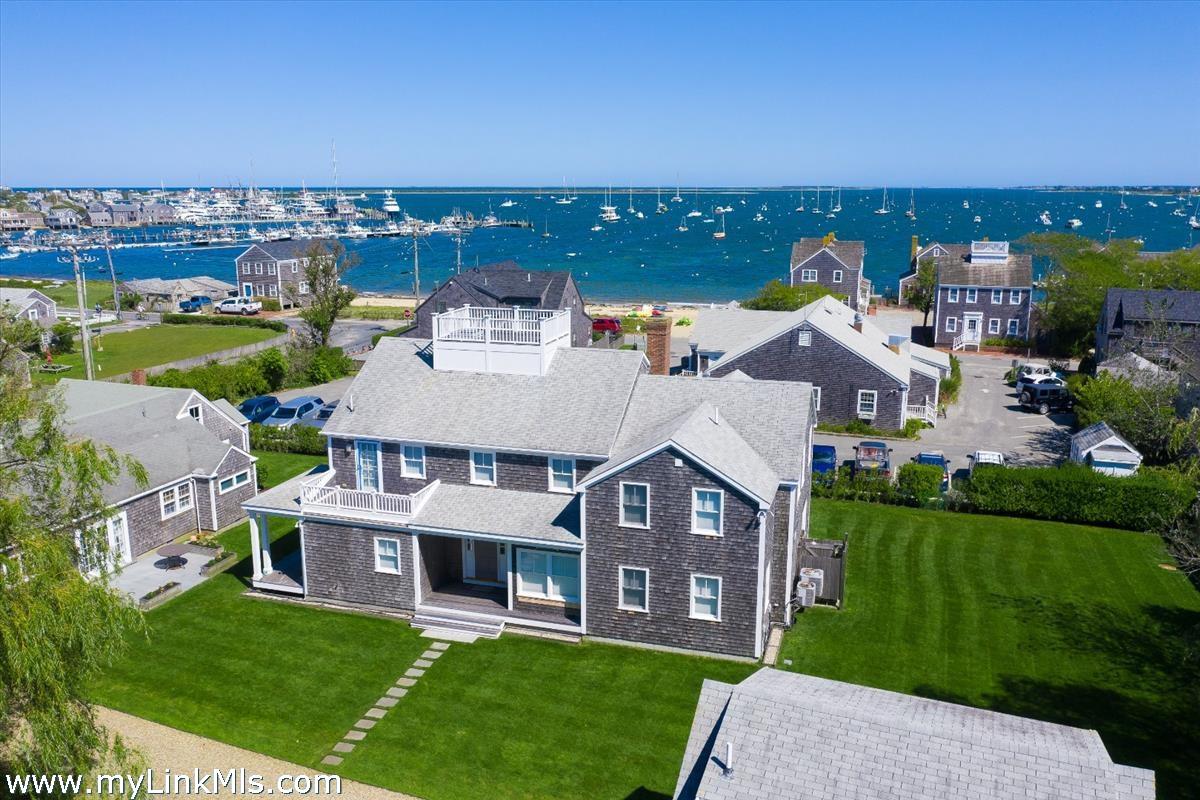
[216,297,262,316]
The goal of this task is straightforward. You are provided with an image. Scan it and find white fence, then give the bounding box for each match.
[433,306,568,346]
[301,476,439,520]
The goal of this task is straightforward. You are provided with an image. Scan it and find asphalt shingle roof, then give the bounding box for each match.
[791,238,865,269]
[238,239,336,261]
[410,483,581,546]
[1071,421,1141,459]
[1106,288,1200,327]
[934,246,1033,288]
[675,669,1155,800]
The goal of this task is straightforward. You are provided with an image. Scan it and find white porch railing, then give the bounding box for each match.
[433,306,569,347]
[300,472,439,521]
[952,332,981,352]
[907,401,937,426]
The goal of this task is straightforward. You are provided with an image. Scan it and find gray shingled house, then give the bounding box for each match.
[930,240,1033,349]
[1095,287,1200,365]
[234,239,335,309]
[675,668,1154,800]
[789,237,872,312]
[406,260,593,348]
[690,296,948,429]
[0,287,58,327]
[244,305,814,659]
[60,380,257,571]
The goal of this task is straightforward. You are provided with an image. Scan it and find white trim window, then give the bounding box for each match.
[812,386,821,410]
[800,268,818,282]
[619,482,650,528]
[242,264,251,275]
[796,330,812,347]
[1008,319,1020,336]
[374,537,402,574]
[945,317,958,333]
[268,264,277,275]
[470,450,496,486]
[857,390,878,419]
[160,482,193,519]
[988,318,1001,335]
[267,284,278,297]
[991,289,1003,304]
[255,263,263,275]
[947,288,960,303]
[1009,290,1022,305]
[548,457,575,493]
[298,281,310,295]
[218,470,251,494]
[692,488,724,536]
[965,288,977,303]
[187,404,202,423]
[291,262,299,274]
[401,444,426,478]
[516,550,580,603]
[618,566,649,612]
[690,574,722,621]
[832,269,843,283]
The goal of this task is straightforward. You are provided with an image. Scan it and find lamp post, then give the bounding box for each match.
[57,246,98,380]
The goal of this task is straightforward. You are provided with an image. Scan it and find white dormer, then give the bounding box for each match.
[432,306,571,376]
[970,240,1009,264]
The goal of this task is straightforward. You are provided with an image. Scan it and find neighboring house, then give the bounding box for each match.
[1097,350,1177,387]
[0,287,58,327]
[690,296,947,429]
[674,668,1154,800]
[46,207,82,229]
[897,238,966,302]
[108,203,141,226]
[234,239,333,308]
[86,203,113,226]
[120,276,236,311]
[61,380,257,570]
[788,237,871,312]
[407,260,593,348]
[243,306,815,660]
[1095,288,1200,365]
[929,240,1033,350]
[139,202,177,224]
[0,208,45,230]
[1070,421,1143,477]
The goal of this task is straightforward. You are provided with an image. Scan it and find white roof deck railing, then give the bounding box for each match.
[433,306,569,347]
[300,473,439,520]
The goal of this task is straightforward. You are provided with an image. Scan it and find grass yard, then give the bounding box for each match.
[38,323,277,380]
[251,450,326,489]
[782,500,1200,800]
[1,276,117,309]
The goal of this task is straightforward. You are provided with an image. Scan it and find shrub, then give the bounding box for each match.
[963,463,1195,530]
[260,298,282,312]
[982,337,1030,348]
[287,345,353,386]
[249,422,327,456]
[812,467,899,504]
[148,344,352,402]
[897,463,945,502]
[49,321,75,354]
[815,418,923,440]
[940,356,963,405]
[160,313,287,333]
[257,347,288,391]
[675,317,693,327]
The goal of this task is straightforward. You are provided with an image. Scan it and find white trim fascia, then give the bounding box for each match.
[794,246,852,273]
[403,524,583,552]
[208,478,218,529]
[580,441,773,508]
[321,431,607,462]
[755,510,766,660]
[412,534,422,607]
[298,521,308,598]
[578,486,587,634]
[785,486,796,611]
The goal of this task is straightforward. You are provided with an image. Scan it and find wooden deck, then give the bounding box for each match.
[422,582,580,627]
[253,550,303,595]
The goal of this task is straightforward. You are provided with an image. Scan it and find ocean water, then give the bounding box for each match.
[4,188,1197,303]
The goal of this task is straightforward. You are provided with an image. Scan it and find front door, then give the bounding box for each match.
[242,283,253,297]
[463,539,507,586]
[964,313,982,341]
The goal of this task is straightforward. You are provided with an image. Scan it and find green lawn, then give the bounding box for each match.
[251,450,326,489]
[1,276,116,309]
[39,323,277,380]
[781,500,1200,800]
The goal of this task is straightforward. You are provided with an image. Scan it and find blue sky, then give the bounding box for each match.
[1,0,1197,187]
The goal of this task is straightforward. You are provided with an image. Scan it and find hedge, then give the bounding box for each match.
[812,463,942,507]
[963,463,1195,530]
[250,422,326,456]
[149,345,351,403]
[161,313,287,333]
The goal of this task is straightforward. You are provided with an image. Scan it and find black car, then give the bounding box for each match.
[238,395,280,424]
[1018,384,1074,415]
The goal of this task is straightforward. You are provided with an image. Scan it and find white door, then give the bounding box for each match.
[83,512,131,575]
[462,539,507,586]
[964,314,982,341]
[356,440,381,492]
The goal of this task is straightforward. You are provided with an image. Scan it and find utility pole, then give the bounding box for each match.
[58,247,97,380]
[103,232,120,314]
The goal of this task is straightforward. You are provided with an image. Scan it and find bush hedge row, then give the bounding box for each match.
[161,313,287,333]
[249,423,326,456]
[149,345,352,403]
[813,463,943,507]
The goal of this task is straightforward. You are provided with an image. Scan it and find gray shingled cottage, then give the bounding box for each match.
[234,239,335,309]
[245,304,814,659]
[928,240,1033,349]
[789,236,872,312]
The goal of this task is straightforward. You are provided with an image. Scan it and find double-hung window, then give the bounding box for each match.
[690,574,722,621]
[800,268,818,282]
[991,289,1003,304]
[549,457,575,492]
[374,537,401,574]
[470,450,496,486]
[1008,319,1020,336]
[988,318,1001,334]
[268,264,277,275]
[218,470,251,494]
[619,482,649,528]
[356,440,381,492]
[160,482,193,519]
[298,281,310,295]
[812,386,821,410]
[619,566,649,612]
[401,444,425,478]
[857,390,878,419]
[832,269,843,283]
[517,550,580,603]
[291,262,299,274]
[1009,290,1022,305]
[965,288,977,303]
[947,288,960,303]
[945,317,958,333]
[255,263,263,275]
[692,489,724,536]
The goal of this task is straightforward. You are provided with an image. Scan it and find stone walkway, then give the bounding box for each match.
[320,641,452,768]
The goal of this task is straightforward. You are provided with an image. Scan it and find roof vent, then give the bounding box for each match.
[346,393,354,412]
[709,406,721,426]
[721,742,734,778]
[527,272,532,282]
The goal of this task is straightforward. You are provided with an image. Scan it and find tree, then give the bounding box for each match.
[904,257,937,328]
[0,315,146,792]
[742,279,845,311]
[295,241,359,347]
[1074,370,1200,465]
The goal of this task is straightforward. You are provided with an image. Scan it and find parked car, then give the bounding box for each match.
[1014,362,1056,384]
[262,395,324,429]
[216,297,262,315]
[913,451,952,490]
[852,441,893,479]
[298,400,339,430]
[1015,373,1066,396]
[812,444,839,478]
[968,450,1006,474]
[178,295,213,313]
[1019,383,1074,415]
[592,317,622,334]
[237,395,280,425]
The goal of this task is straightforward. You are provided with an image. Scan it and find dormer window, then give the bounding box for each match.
[187,404,202,423]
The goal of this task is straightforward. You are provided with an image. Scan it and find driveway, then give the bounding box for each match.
[281,316,409,355]
[813,352,1074,477]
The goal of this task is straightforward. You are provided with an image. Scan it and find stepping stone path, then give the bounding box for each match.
[318,640,453,768]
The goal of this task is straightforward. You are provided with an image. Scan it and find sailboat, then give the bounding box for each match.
[599,186,620,222]
[687,188,703,217]
[874,188,891,215]
[499,198,515,208]
[905,189,916,220]
[542,217,551,238]
[713,214,726,240]
[962,199,970,210]
[1119,190,1128,210]
[833,188,842,213]
[555,177,572,204]
[825,191,835,219]
[811,186,823,214]
[656,188,668,214]
[627,187,636,214]
[677,216,689,232]
[795,188,805,213]
[671,176,683,203]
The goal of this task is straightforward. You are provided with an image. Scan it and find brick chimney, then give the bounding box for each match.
[910,235,919,261]
[852,313,864,334]
[131,368,147,386]
[644,318,672,376]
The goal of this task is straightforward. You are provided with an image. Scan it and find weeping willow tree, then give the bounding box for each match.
[0,314,146,794]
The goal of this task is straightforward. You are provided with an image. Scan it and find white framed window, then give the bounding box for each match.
[356,440,381,492]
[27,308,39,320]
[267,284,278,297]
[298,281,310,295]
[548,457,575,493]
[796,330,811,347]
[619,566,649,612]
[690,574,722,621]
[945,317,958,333]
[966,288,977,303]
[291,262,299,274]
[800,268,818,282]
[374,537,401,574]
[401,444,425,478]
[1008,319,1020,336]
[812,386,821,410]
[692,488,724,536]
[619,482,650,528]
[242,264,251,275]
[218,470,250,494]
[832,269,843,283]
[516,549,579,603]
[988,318,1000,334]
[857,389,878,418]
[268,264,277,275]
[159,482,193,519]
[255,263,263,275]
[470,450,496,486]
[1009,290,1022,305]
[991,289,1003,304]
[187,404,202,423]
[947,288,960,302]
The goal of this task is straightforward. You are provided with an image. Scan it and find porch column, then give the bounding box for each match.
[249,515,263,580]
[506,543,515,611]
[258,514,273,574]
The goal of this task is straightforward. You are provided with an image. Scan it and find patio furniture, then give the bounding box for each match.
[156,543,190,570]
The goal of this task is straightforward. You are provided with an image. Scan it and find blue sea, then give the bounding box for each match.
[3,188,1197,303]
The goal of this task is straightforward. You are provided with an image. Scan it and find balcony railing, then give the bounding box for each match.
[300,472,439,521]
[433,306,569,347]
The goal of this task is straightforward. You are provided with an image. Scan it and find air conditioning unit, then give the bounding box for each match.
[796,581,817,608]
[799,567,824,597]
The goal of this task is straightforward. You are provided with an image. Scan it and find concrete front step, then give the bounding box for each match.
[411,611,505,639]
